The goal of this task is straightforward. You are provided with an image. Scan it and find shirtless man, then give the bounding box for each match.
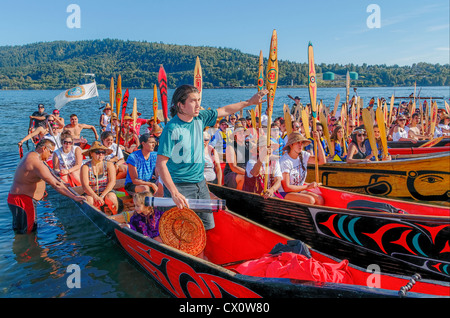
[64,114,99,146]
[8,139,85,234]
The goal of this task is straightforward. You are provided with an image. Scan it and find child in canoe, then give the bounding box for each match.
[110,191,163,242]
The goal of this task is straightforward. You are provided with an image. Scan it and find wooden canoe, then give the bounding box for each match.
[207,183,450,282]
[306,152,450,202]
[47,181,450,298]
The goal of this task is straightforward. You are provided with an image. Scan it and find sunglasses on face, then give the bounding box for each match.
[357,134,366,137]
[46,146,54,154]
[94,151,106,155]
[63,140,73,145]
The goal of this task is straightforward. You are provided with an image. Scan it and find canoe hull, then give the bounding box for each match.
[58,187,449,298]
[306,153,450,202]
[207,183,450,282]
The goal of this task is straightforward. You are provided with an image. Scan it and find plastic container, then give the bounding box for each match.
[145,197,226,212]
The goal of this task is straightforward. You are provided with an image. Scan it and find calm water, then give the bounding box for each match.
[0,86,448,298]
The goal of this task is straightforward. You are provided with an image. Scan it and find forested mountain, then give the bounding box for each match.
[0,39,448,89]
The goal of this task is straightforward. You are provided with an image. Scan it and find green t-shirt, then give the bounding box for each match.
[158,109,218,183]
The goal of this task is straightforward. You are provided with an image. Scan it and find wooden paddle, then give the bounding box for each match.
[375,106,389,159]
[153,84,158,123]
[319,109,333,159]
[117,89,129,153]
[158,65,168,124]
[445,101,450,115]
[301,107,310,139]
[132,98,138,129]
[257,50,264,129]
[308,42,319,183]
[284,104,292,135]
[362,108,378,161]
[194,56,203,106]
[419,135,444,148]
[346,70,350,105]
[388,94,394,126]
[115,75,122,129]
[250,107,257,133]
[333,94,340,117]
[429,100,438,137]
[264,29,278,192]
[109,77,115,110]
[340,103,348,155]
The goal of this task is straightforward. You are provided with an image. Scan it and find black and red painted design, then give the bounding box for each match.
[115,229,261,298]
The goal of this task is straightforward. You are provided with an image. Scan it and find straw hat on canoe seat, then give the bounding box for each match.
[158,207,206,256]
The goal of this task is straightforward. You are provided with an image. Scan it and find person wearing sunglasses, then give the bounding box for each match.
[8,139,85,234]
[392,114,417,143]
[18,115,60,148]
[80,141,119,215]
[346,127,373,163]
[53,130,83,186]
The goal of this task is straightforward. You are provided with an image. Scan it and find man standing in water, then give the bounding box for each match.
[8,139,85,234]
[156,84,268,230]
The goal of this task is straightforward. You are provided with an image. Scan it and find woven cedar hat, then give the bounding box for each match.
[282,131,311,151]
[158,207,206,256]
[82,141,113,156]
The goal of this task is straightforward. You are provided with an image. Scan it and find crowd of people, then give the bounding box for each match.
[10,88,449,245]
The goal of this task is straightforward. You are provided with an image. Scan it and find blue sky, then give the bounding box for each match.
[0,0,448,66]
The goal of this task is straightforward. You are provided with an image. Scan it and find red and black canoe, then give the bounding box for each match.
[51,183,449,298]
[208,183,450,282]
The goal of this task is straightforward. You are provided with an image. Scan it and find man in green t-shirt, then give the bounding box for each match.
[157,85,268,229]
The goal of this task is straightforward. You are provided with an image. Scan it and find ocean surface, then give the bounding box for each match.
[0,86,448,298]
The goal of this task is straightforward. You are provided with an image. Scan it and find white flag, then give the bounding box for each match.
[54,82,99,110]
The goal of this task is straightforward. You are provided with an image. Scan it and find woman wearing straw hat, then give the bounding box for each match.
[242,135,282,199]
[278,131,326,205]
[80,141,119,214]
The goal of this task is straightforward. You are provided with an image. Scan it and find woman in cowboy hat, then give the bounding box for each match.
[278,131,326,205]
[80,141,119,214]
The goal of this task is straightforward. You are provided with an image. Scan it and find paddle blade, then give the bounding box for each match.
[153,84,158,122]
[284,104,292,135]
[375,106,389,159]
[307,42,317,122]
[362,108,378,161]
[194,56,203,105]
[115,74,122,118]
[109,77,115,109]
[158,65,168,123]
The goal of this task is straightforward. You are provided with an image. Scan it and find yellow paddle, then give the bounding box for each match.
[284,104,293,135]
[362,108,378,161]
[257,50,264,129]
[375,106,389,159]
[308,42,319,183]
[319,109,333,159]
[264,30,278,192]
